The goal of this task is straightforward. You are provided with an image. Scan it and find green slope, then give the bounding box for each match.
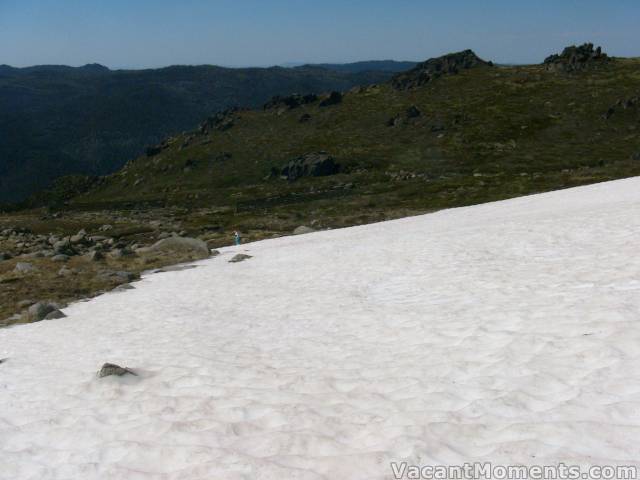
[39,48,640,232]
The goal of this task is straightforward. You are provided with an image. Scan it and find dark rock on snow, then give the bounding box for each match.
[229,254,253,263]
[27,301,65,322]
[98,363,137,378]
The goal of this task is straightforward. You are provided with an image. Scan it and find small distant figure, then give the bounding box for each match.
[234,231,241,245]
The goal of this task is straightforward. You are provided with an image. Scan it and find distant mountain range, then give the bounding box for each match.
[304,60,418,73]
[0,60,412,203]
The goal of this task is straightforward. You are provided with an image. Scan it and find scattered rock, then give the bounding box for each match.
[229,254,252,263]
[544,43,610,72]
[57,267,74,277]
[98,270,138,284]
[278,152,341,181]
[199,108,237,134]
[70,229,87,244]
[319,91,343,107]
[0,252,12,261]
[392,50,492,90]
[53,238,75,256]
[387,105,422,127]
[138,236,210,259]
[293,226,316,235]
[27,302,63,322]
[632,152,640,161]
[85,250,104,261]
[98,363,137,378]
[14,262,36,274]
[299,113,312,123]
[111,284,135,292]
[16,299,35,309]
[44,309,67,320]
[109,247,135,259]
[51,254,70,262]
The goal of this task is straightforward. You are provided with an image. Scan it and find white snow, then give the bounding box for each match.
[2,178,640,479]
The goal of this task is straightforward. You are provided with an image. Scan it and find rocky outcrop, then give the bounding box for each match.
[544,43,610,72]
[276,152,341,181]
[392,50,492,90]
[199,108,238,135]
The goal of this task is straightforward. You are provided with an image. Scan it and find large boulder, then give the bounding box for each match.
[26,301,65,322]
[277,152,341,181]
[392,50,492,90]
[138,236,210,259]
[544,43,610,72]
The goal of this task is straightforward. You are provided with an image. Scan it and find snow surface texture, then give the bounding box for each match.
[2,178,640,479]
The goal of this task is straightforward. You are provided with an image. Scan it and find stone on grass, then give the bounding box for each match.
[86,250,104,261]
[138,236,210,259]
[57,267,74,277]
[14,262,36,274]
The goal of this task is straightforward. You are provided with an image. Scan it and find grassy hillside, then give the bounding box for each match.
[61,50,640,232]
[0,63,396,203]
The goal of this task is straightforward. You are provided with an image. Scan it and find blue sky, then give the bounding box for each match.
[0,0,638,68]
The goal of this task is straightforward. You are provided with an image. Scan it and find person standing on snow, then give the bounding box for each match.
[234,231,241,245]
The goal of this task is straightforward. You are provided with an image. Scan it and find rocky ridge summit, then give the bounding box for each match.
[544,43,611,72]
[391,49,493,90]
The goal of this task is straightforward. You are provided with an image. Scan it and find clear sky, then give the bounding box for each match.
[0,0,638,69]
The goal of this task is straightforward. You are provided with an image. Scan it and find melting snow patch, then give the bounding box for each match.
[1,177,640,479]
